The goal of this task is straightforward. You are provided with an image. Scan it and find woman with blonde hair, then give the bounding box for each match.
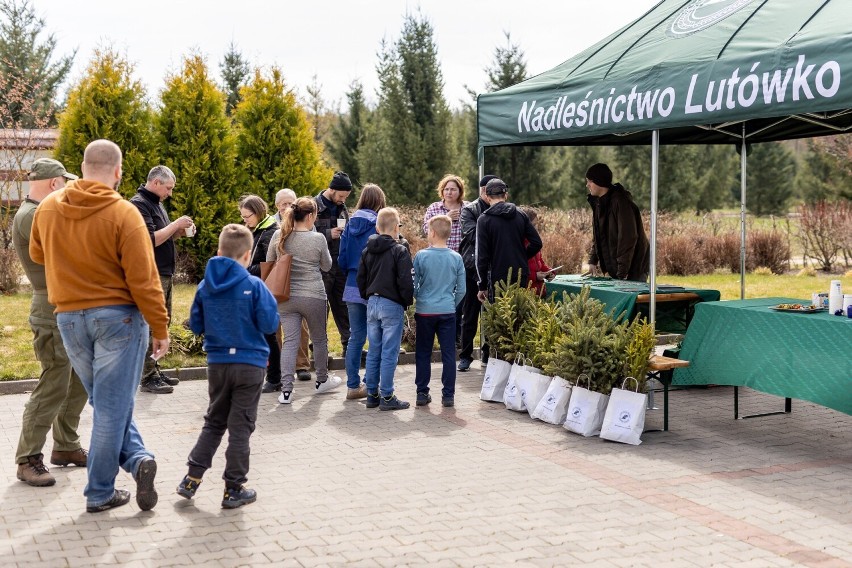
[422,174,468,252]
[267,197,342,403]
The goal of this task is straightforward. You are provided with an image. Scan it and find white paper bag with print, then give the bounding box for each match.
[480,356,512,402]
[532,376,574,424]
[518,369,552,418]
[600,377,647,445]
[563,375,610,437]
[503,355,538,411]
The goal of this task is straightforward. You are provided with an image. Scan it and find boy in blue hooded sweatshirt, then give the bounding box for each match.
[177,224,279,509]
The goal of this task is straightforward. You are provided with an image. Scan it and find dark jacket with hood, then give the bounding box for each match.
[247,214,279,278]
[587,183,650,281]
[130,185,175,276]
[338,208,378,303]
[189,256,280,368]
[459,197,489,272]
[475,201,542,291]
[356,234,414,308]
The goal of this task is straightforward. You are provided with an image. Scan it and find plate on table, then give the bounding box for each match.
[769,304,827,313]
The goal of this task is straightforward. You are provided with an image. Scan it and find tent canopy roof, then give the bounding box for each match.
[477,0,852,148]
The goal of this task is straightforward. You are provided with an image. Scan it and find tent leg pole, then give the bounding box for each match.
[649,130,659,329]
[740,124,747,300]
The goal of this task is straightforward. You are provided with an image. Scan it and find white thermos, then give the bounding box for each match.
[828,280,843,314]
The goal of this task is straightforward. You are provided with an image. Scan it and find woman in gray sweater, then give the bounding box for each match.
[267,198,342,403]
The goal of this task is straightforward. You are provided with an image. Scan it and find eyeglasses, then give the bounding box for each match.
[240,213,254,221]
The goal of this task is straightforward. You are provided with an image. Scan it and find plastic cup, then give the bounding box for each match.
[337,219,346,229]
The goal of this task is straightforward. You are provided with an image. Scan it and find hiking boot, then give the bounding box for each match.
[87,490,131,513]
[278,390,293,404]
[315,374,343,394]
[296,369,312,381]
[442,396,455,408]
[222,485,257,509]
[140,377,173,394]
[416,392,432,406]
[457,358,472,372]
[17,454,55,487]
[160,373,179,386]
[135,458,158,511]
[346,384,367,400]
[365,391,380,409]
[176,475,202,499]
[51,448,88,467]
[262,381,282,393]
[379,394,410,411]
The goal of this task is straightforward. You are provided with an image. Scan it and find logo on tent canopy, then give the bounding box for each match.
[668,0,756,38]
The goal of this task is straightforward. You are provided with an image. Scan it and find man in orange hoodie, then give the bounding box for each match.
[30,139,170,513]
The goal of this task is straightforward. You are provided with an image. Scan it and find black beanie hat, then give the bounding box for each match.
[329,171,353,191]
[585,163,612,187]
[479,174,498,187]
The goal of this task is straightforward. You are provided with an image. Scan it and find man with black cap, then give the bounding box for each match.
[475,178,542,304]
[585,163,650,281]
[12,158,89,487]
[457,175,496,371]
[314,171,352,356]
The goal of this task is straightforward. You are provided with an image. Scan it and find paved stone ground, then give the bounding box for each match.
[1,363,850,567]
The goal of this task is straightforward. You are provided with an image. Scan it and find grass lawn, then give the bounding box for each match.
[2,272,850,380]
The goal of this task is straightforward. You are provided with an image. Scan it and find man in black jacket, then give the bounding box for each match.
[585,163,650,281]
[475,178,542,303]
[457,175,496,371]
[314,171,352,356]
[130,165,194,394]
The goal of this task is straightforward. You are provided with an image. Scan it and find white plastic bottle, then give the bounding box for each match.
[828,280,843,314]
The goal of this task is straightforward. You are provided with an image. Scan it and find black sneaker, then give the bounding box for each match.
[442,396,455,408]
[457,358,472,372]
[296,369,312,381]
[365,391,380,409]
[140,377,174,394]
[87,489,131,513]
[416,392,432,406]
[380,394,410,411]
[135,458,158,511]
[177,475,201,499]
[222,485,257,509]
[261,381,282,393]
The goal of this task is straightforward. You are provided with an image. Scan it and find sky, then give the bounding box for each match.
[38,0,661,110]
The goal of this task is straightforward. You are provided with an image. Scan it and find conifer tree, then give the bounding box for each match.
[156,53,239,278]
[734,142,796,216]
[220,41,250,116]
[0,0,73,126]
[359,13,451,203]
[233,67,332,204]
[54,48,155,197]
[328,80,368,185]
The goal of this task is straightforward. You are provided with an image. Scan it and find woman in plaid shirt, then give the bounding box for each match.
[422,174,469,252]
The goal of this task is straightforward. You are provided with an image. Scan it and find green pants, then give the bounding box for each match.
[16,294,88,464]
[141,275,173,380]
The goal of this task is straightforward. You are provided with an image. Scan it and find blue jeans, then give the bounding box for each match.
[414,313,456,398]
[57,305,153,508]
[345,302,368,389]
[365,296,404,398]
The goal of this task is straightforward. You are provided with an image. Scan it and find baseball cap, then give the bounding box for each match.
[28,158,78,181]
[484,178,508,196]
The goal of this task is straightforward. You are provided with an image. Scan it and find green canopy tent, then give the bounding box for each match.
[476,0,852,321]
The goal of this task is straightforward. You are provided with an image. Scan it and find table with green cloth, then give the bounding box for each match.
[544,275,721,333]
[673,298,852,415]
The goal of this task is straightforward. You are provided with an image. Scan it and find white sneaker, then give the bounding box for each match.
[278,391,292,404]
[315,375,343,394]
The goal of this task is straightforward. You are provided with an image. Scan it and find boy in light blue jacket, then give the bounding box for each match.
[413,215,466,407]
[177,224,279,509]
